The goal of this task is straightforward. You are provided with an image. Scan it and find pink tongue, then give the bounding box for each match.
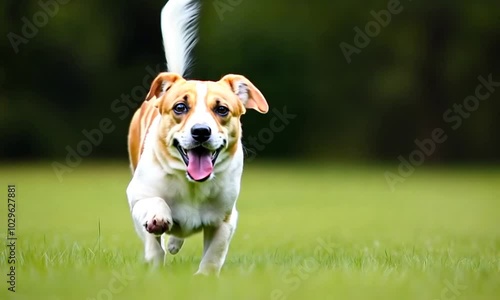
[187,149,213,181]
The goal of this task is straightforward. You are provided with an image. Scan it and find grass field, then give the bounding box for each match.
[0,162,499,300]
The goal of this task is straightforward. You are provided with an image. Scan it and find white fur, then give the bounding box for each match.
[234,81,250,103]
[195,82,208,110]
[161,0,200,76]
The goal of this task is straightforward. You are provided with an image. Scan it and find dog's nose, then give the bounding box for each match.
[191,124,211,142]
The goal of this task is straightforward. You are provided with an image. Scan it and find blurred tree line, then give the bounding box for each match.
[1,0,499,162]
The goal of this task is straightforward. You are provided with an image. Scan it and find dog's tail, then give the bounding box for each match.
[161,0,200,77]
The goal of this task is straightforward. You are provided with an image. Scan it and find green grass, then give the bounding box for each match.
[0,162,499,300]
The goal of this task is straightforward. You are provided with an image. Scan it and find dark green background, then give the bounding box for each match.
[1,0,499,162]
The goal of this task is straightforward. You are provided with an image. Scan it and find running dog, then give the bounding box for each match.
[126,0,268,275]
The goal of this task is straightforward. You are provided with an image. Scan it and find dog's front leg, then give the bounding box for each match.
[196,210,238,276]
[131,197,173,265]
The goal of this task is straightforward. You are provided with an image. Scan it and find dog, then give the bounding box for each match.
[126,0,268,275]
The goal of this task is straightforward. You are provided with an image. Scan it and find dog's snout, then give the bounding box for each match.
[191,124,211,142]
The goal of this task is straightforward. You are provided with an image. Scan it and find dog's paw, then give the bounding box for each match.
[194,264,220,277]
[143,213,172,236]
[167,236,184,255]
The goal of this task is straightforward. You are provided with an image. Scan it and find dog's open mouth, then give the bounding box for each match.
[174,140,222,182]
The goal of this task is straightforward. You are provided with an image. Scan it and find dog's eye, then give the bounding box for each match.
[215,106,229,117]
[173,103,189,114]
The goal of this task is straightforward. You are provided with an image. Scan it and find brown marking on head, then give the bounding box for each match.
[140,72,268,175]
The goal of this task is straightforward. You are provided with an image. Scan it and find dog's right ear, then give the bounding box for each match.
[145,72,183,101]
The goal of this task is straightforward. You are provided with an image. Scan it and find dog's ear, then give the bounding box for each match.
[145,72,183,102]
[220,74,269,114]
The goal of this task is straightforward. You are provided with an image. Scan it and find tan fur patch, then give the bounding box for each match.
[128,100,160,172]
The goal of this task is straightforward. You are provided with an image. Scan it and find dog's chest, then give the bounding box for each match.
[160,176,235,236]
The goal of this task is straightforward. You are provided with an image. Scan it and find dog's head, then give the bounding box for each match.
[146,72,268,182]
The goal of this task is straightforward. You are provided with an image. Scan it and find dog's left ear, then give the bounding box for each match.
[220,74,269,114]
[145,72,183,102]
